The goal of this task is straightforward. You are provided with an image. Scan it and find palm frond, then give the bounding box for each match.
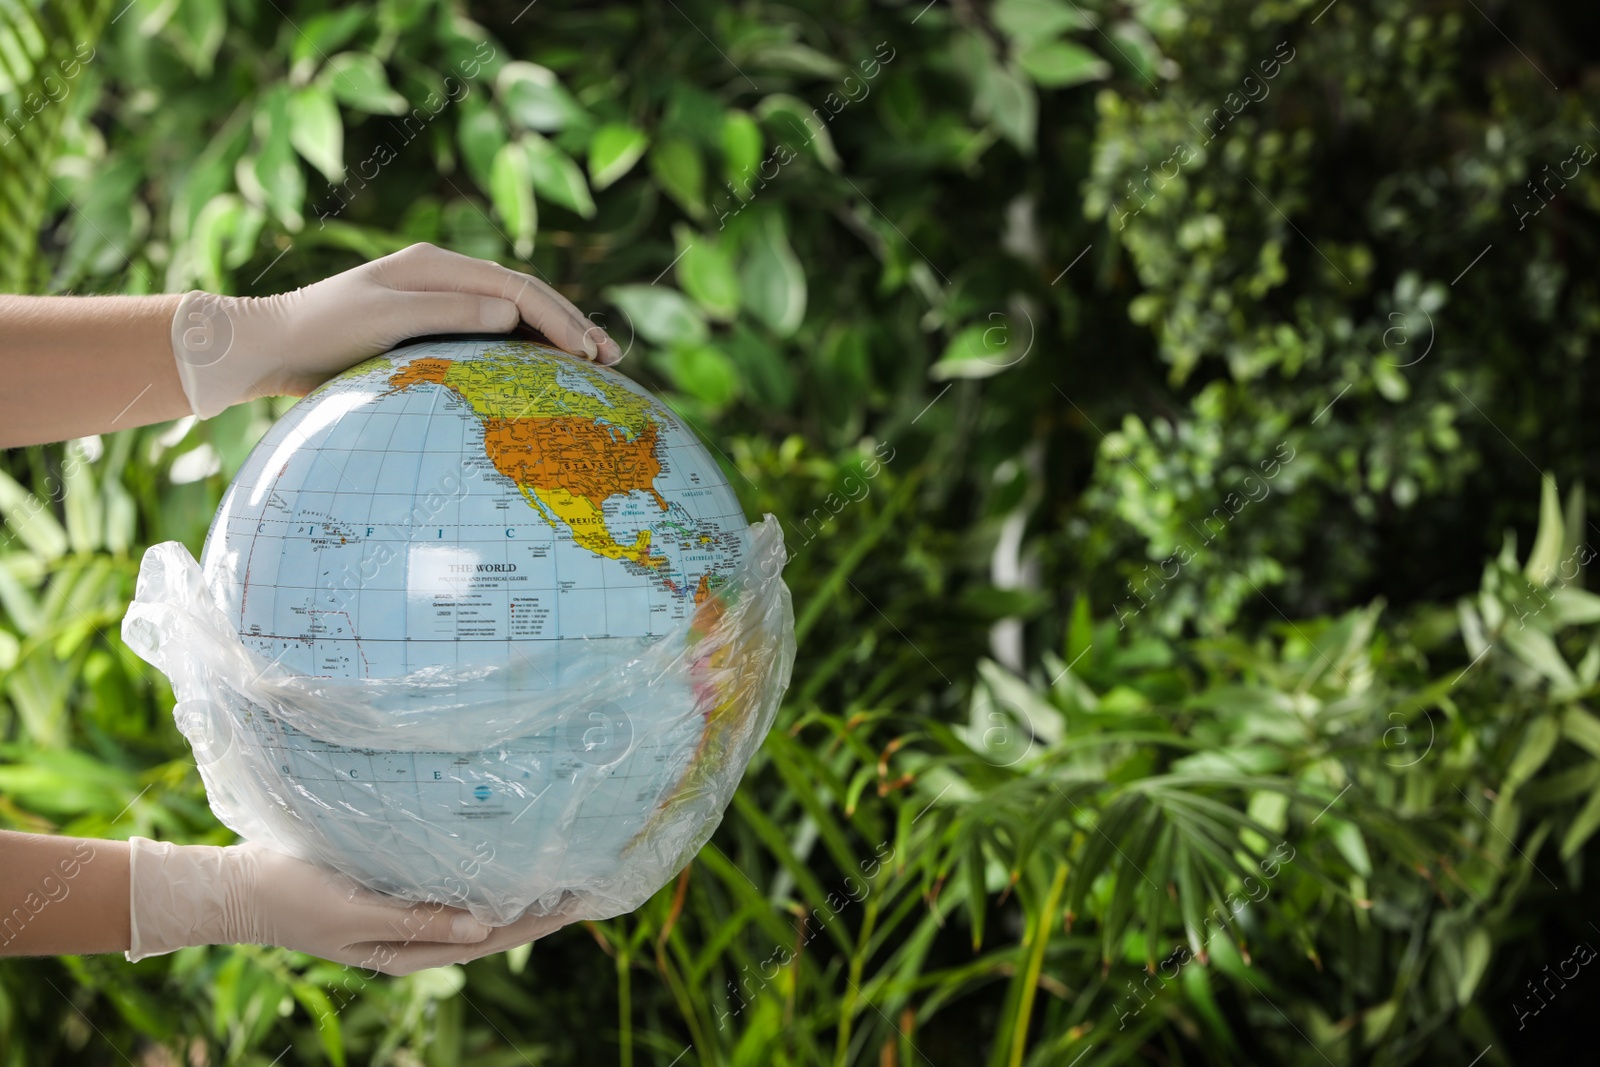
[0,0,112,293]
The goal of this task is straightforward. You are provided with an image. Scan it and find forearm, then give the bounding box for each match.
[0,294,187,448]
[0,830,130,957]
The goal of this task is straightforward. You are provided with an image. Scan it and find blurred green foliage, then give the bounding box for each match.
[4,0,1600,1064]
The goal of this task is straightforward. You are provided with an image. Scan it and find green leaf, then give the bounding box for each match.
[1562,706,1600,759]
[378,0,431,33]
[169,0,226,77]
[754,94,841,172]
[1488,790,1522,858]
[290,8,368,73]
[955,33,1037,154]
[1170,744,1283,777]
[103,474,136,557]
[406,965,466,1000]
[1109,20,1164,85]
[1548,586,1600,627]
[288,85,344,183]
[1324,817,1372,877]
[588,123,648,190]
[489,140,536,257]
[1455,929,1492,1005]
[1017,40,1111,88]
[6,656,70,748]
[979,658,1064,746]
[1065,593,1093,671]
[0,559,43,635]
[457,100,507,191]
[984,63,1038,153]
[673,225,740,321]
[1361,999,1400,1047]
[994,0,1090,38]
[497,61,586,132]
[1564,482,1588,566]
[965,837,986,951]
[1522,759,1600,803]
[603,284,708,347]
[649,135,706,219]
[506,941,533,974]
[1505,714,1561,789]
[1500,627,1579,691]
[251,87,305,231]
[0,468,67,560]
[719,109,762,188]
[658,342,740,409]
[747,40,848,79]
[739,210,806,336]
[1372,357,1410,402]
[289,983,346,1067]
[1181,956,1237,1050]
[320,52,407,115]
[1580,639,1600,688]
[522,132,595,218]
[1526,472,1566,584]
[1561,787,1600,860]
[0,746,134,807]
[931,320,1023,380]
[61,440,101,554]
[190,194,245,293]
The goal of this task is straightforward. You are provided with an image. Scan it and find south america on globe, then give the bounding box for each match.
[124,336,796,925]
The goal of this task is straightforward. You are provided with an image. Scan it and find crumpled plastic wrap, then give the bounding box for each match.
[122,515,795,927]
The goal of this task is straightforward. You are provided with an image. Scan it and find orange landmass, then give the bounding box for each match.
[479,416,668,565]
[388,357,453,391]
[481,417,667,511]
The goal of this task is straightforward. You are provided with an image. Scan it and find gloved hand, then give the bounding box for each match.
[127,837,576,976]
[169,242,624,419]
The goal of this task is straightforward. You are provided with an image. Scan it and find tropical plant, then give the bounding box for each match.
[5,0,1600,1064]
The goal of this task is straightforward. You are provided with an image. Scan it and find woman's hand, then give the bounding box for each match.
[0,243,622,446]
[128,837,576,976]
[171,242,624,418]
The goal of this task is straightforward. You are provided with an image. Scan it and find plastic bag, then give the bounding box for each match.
[123,515,795,926]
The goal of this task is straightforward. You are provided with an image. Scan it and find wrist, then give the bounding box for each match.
[170,291,247,419]
[126,837,260,960]
[170,292,297,418]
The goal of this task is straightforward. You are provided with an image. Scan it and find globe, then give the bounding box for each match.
[124,336,794,925]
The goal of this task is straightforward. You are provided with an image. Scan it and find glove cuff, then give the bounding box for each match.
[126,836,254,961]
[169,290,253,420]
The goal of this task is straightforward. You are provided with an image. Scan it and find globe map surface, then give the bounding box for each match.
[161,336,780,923]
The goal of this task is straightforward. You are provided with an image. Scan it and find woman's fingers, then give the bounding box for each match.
[387,290,521,340]
[350,908,577,976]
[341,898,493,948]
[494,272,624,366]
[369,244,621,364]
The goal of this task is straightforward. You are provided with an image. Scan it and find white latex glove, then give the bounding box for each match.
[169,242,624,419]
[127,837,576,976]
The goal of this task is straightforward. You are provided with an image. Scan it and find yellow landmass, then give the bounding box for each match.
[385,343,669,565]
